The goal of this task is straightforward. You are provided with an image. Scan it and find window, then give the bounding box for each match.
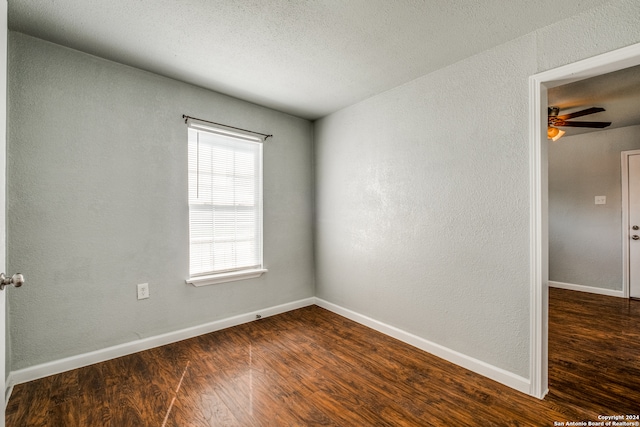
[186,120,267,286]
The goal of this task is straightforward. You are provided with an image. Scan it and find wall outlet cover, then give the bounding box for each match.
[137,283,149,300]
[595,196,606,205]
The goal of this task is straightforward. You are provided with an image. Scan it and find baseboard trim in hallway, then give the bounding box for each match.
[548,281,625,298]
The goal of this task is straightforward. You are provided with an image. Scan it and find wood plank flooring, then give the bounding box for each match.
[6,288,640,426]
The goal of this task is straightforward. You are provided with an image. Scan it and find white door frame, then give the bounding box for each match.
[529,42,640,399]
[622,149,640,299]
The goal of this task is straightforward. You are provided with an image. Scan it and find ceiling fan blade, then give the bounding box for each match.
[556,107,605,120]
[557,121,612,128]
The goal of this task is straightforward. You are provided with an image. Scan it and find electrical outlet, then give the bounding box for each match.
[595,196,606,205]
[137,283,149,300]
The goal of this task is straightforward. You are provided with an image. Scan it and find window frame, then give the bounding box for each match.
[185,120,267,287]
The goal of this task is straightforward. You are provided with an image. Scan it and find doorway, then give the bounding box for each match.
[622,150,640,299]
[529,42,640,399]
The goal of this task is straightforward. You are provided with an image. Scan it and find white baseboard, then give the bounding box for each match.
[8,297,316,388]
[314,298,531,396]
[549,281,625,298]
[8,295,532,398]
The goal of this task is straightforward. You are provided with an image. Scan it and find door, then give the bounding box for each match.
[630,154,640,299]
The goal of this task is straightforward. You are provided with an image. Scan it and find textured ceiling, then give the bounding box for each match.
[9,0,608,120]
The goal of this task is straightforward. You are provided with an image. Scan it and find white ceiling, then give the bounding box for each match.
[8,0,610,120]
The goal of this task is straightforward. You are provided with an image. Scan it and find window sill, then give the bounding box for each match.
[186,269,268,287]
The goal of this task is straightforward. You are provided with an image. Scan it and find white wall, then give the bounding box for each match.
[6,32,315,370]
[314,0,640,379]
[549,125,640,291]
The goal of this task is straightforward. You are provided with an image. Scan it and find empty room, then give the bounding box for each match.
[1,0,640,425]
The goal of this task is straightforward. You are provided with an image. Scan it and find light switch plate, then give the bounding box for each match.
[595,196,606,205]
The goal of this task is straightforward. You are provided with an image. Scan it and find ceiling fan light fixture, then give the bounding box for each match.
[553,129,565,141]
[547,126,565,141]
[547,106,611,139]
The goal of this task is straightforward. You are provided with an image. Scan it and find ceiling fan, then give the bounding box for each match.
[547,106,612,141]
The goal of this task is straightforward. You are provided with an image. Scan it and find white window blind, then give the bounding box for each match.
[187,122,264,279]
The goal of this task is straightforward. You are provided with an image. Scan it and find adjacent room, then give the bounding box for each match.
[1,0,640,425]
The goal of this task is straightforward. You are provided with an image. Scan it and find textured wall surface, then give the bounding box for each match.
[549,125,640,290]
[315,35,534,377]
[7,32,315,370]
[314,0,640,379]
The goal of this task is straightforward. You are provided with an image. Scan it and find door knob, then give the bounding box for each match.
[633,235,640,240]
[0,273,24,290]
[633,225,639,230]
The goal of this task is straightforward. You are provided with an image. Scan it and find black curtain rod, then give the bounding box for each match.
[183,115,273,140]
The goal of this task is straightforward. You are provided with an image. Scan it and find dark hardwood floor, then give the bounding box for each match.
[6,288,640,426]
